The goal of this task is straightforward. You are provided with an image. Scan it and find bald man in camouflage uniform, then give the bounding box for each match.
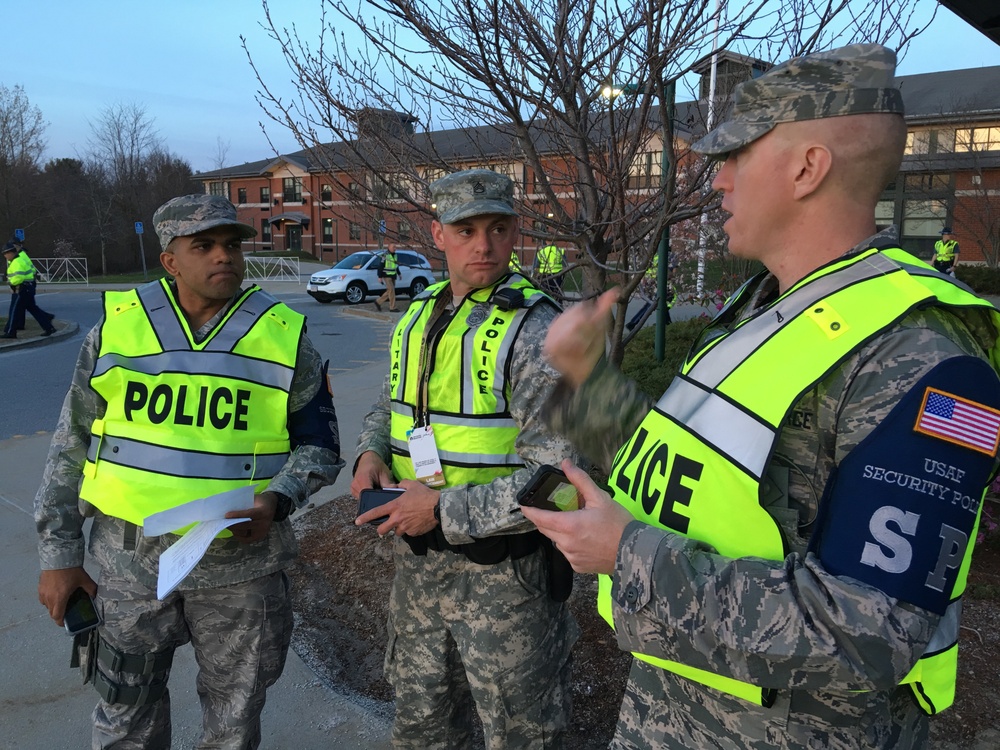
[35,194,343,749]
[522,45,1000,749]
[352,170,580,749]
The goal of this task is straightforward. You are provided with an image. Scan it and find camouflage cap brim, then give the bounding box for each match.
[430,168,518,224]
[153,194,257,249]
[439,200,519,224]
[692,44,904,157]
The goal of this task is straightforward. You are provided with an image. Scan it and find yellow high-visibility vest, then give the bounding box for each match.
[80,280,303,530]
[598,247,1000,714]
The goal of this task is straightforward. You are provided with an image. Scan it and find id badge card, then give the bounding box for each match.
[407,426,446,487]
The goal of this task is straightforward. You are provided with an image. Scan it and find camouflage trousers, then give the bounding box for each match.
[90,570,293,750]
[385,538,579,749]
[611,660,930,749]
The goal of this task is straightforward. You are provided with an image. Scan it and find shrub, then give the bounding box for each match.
[956,265,1000,296]
[620,317,708,399]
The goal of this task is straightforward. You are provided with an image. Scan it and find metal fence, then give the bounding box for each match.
[245,257,301,283]
[33,257,90,284]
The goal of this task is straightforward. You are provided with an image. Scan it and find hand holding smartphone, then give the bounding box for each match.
[357,487,405,525]
[64,587,102,635]
[516,465,580,512]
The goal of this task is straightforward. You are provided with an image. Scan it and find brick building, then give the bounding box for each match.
[197,60,1000,268]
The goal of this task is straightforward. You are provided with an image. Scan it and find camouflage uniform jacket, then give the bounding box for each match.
[35,286,344,590]
[356,290,580,542]
[546,229,1000,747]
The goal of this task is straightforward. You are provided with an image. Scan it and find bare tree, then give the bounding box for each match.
[85,103,165,272]
[0,84,48,240]
[213,136,232,171]
[247,0,930,363]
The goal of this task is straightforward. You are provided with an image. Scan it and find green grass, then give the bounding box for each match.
[620,317,707,399]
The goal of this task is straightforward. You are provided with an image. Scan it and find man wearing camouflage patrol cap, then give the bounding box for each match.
[352,168,581,748]
[35,192,344,748]
[523,44,1000,748]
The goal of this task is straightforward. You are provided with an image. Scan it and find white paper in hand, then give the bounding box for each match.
[143,486,254,537]
[156,517,246,599]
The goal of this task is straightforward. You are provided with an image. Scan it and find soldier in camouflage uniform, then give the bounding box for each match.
[35,194,344,749]
[521,45,1000,749]
[352,169,580,749]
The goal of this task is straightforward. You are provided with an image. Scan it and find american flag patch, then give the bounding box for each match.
[914,388,1000,456]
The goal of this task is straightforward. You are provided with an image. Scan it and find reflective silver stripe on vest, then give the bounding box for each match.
[137,283,278,353]
[92,350,295,391]
[424,411,518,430]
[924,599,961,656]
[656,377,775,480]
[87,434,287,480]
[687,253,904,387]
[387,436,524,468]
[437,447,525,467]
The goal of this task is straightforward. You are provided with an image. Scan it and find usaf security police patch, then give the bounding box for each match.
[809,356,1000,616]
[466,303,490,327]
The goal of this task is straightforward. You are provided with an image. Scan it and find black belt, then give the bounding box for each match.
[404,528,542,565]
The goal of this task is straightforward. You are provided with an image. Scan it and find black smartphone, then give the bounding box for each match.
[357,488,405,525]
[516,465,580,512]
[64,587,102,635]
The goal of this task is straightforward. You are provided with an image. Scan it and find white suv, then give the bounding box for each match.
[306,249,439,305]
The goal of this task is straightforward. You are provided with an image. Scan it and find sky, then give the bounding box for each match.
[2,1,998,174]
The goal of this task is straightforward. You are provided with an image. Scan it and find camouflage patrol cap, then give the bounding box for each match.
[153,194,257,249]
[430,169,518,224]
[692,44,904,157]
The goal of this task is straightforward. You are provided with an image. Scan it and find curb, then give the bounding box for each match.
[0,319,79,353]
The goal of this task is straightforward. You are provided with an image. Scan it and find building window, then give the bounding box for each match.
[902,199,947,238]
[283,177,303,202]
[237,187,247,204]
[348,181,364,198]
[321,183,333,201]
[209,181,227,198]
[875,199,895,229]
[323,218,334,242]
[628,152,663,190]
[261,221,272,242]
[260,186,271,203]
[956,127,1000,153]
[349,222,362,240]
[903,173,950,193]
[398,221,410,241]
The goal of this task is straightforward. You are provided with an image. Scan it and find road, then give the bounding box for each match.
[0,285,396,441]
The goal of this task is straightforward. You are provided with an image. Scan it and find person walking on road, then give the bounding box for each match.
[351,169,580,749]
[374,242,401,312]
[3,240,55,338]
[35,194,344,749]
[522,44,1000,749]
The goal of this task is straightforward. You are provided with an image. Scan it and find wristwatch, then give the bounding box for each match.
[433,500,441,524]
[272,492,294,522]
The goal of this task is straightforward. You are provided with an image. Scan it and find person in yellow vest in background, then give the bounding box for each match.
[35,194,344,748]
[535,240,565,296]
[351,169,580,748]
[523,45,1000,749]
[509,249,522,272]
[2,239,56,338]
[934,227,960,276]
[374,241,401,311]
